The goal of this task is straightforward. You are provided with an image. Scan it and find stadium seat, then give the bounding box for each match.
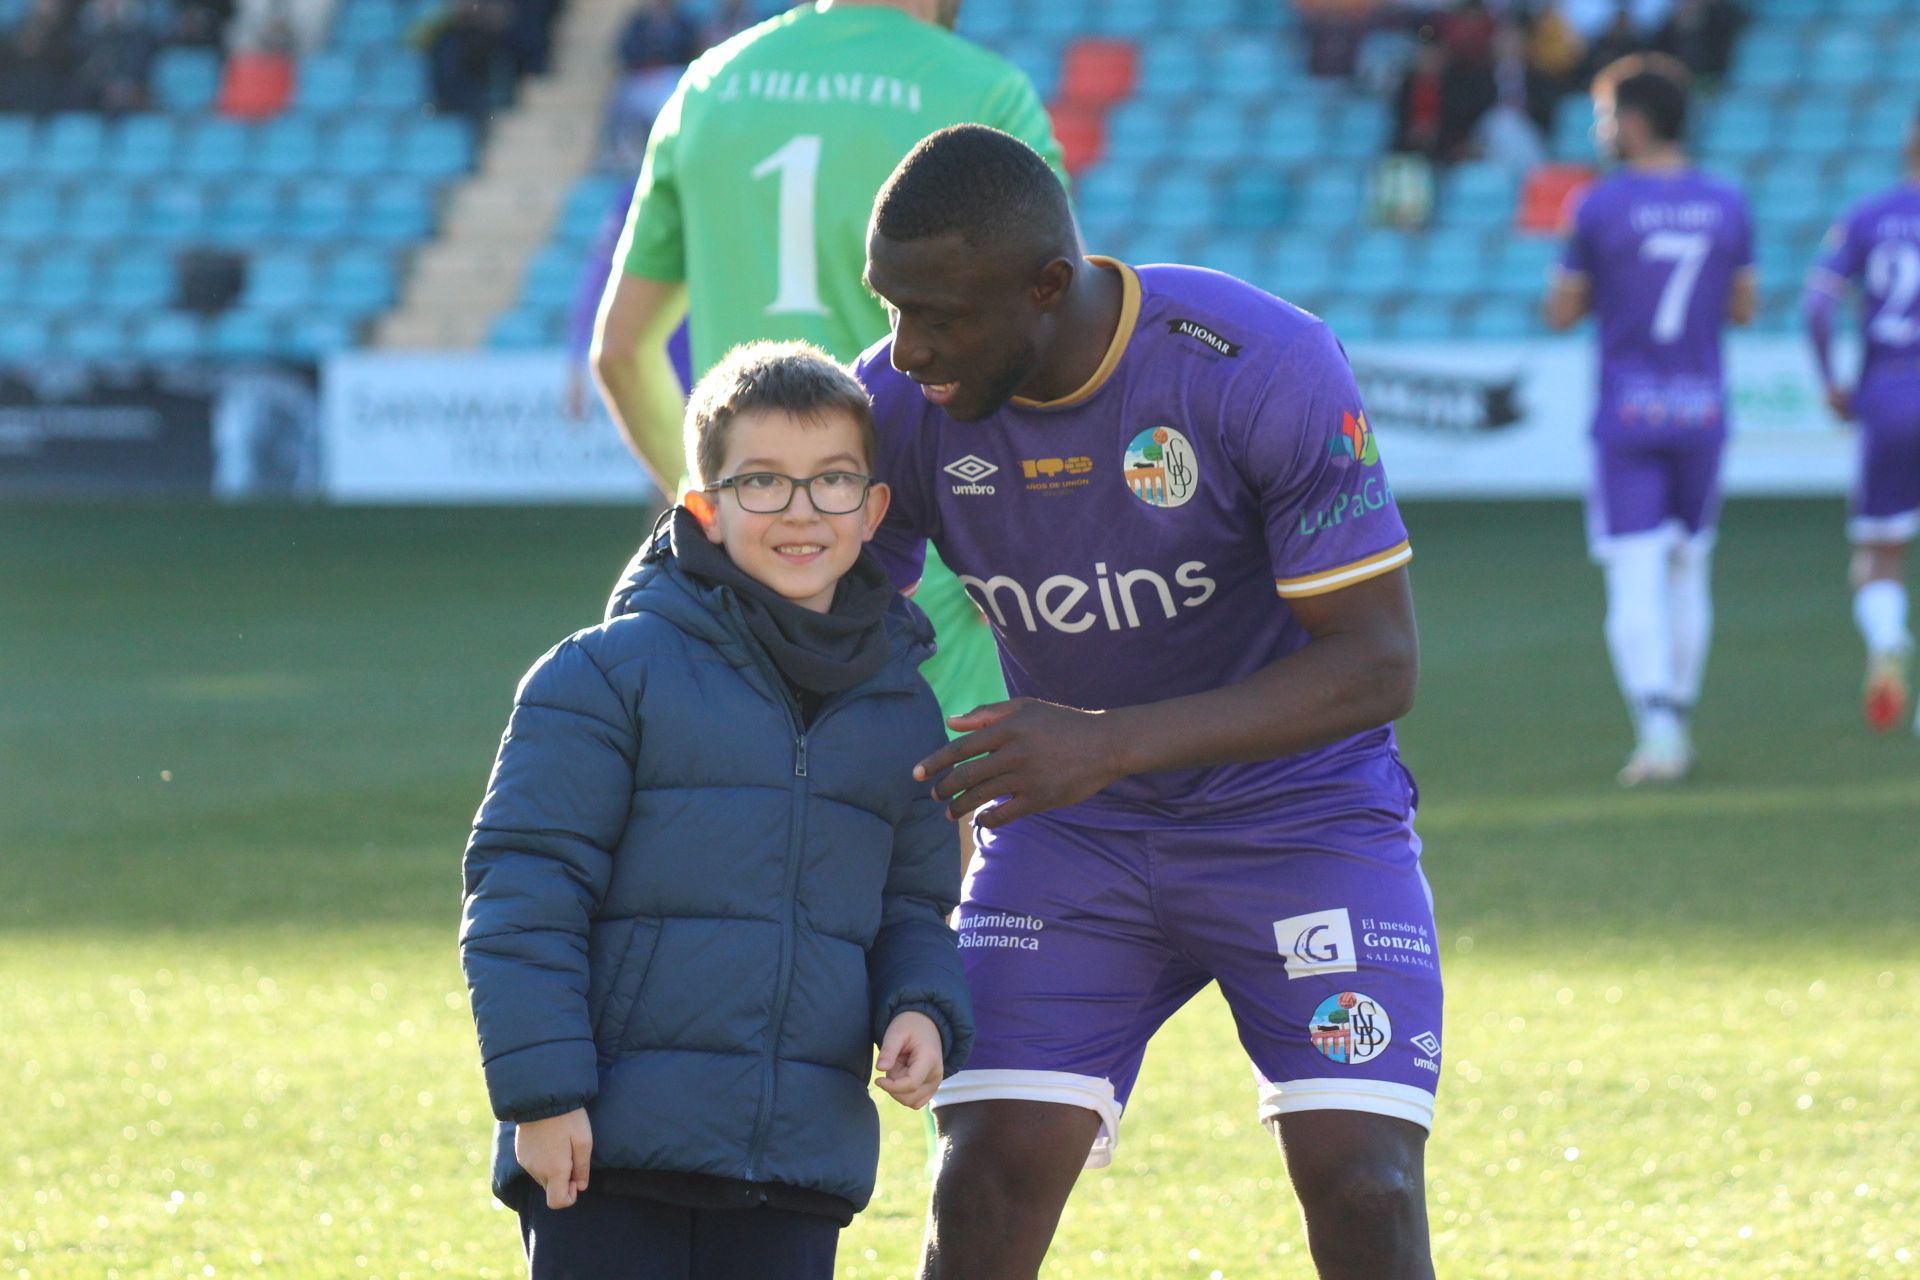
[1138,165,1221,232]
[0,119,32,174]
[0,182,59,241]
[520,246,580,309]
[293,51,358,113]
[1137,42,1205,98]
[289,178,356,241]
[1026,0,1089,39]
[1380,301,1460,341]
[0,314,53,361]
[361,52,429,111]
[1517,165,1593,234]
[333,0,406,46]
[37,113,107,176]
[320,247,396,314]
[1207,41,1286,102]
[1488,237,1561,292]
[325,117,396,176]
[1251,101,1327,164]
[153,48,223,113]
[998,36,1062,101]
[1104,101,1177,161]
[1048,103,1105,174]
[211,309,283,358]
[1188,233,1263,284]
[130,312,207,359]
[70,188,136,242]
[145,183,213,242]
[1293,168,1367,231]
[955,0,1014,40]
[1085,0,1157,37]
[212,182,287,241]
[219,51,296,119]
[1058,38,1137,108]
[489,307,555,349]
[1551,104,1594,161]
[1176,103,1253,165]
[61,317,125,360]
[1440,164,1516,228]
[25,249,96,310]
[243,251,316,310]
[104,115,180,176]
[363,181,435,242]
[181,120,254,176]
[1313,299,1381,342]
[1464,296,1536,340]
[1323,98,1390,160]
[396,118,472,177]
[101,255,176,311]
[1779,101,1856,155]
[1222,167,1288,231]
[285,313,360,356]
[257,117,324,177]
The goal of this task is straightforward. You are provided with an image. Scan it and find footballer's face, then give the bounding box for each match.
[865,229,1058,422]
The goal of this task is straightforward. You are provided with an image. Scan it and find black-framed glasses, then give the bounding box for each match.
[705,470,874,515]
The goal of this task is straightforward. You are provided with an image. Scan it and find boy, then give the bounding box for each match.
[461,341,972,1279]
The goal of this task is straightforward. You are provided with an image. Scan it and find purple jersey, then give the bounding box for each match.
[858,261,1414,825]
[1813,184,1920,383]
[1561,169,1754,438]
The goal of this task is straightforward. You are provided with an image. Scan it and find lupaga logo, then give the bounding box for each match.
[1331,411,1379,466]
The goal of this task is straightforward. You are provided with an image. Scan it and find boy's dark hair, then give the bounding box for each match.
[1594,53,1692,143]
[685,341,877,487]
[871,123,1074,253]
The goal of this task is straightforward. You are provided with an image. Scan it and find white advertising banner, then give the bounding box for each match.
[322,351,656,503]
[1345,334,1856,498]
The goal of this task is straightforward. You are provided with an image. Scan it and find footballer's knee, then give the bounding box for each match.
[923,1101,1097,1279]
[1271,1111,1433,1277]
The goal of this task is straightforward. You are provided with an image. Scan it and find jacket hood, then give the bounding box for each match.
[604,510,938,684]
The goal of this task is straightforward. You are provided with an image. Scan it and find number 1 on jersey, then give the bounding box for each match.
[753,134,828,316]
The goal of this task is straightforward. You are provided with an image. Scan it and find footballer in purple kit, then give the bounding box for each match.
[1546,54,1756,786]
[1803,105,1920,735]
[858,125,1439,1280]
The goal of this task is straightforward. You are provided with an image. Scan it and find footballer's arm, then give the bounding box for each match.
[590,272,689,491]
[1543,269,1590,330]
[1727,267,1758,327]
[918,568,1419,827]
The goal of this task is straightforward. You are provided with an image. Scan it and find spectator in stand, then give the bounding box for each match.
[1563,0,1673,41]
[226,0,331,53]
[1580,3,1647,84]
[1298,0,1381,79]
[1438,0,1497,70]
[1528,1,1587,89]
[1391,23,1492,164]
[705,0,760,46]
[0,0,79,112]
[1477,18,1561,172]
[1656,0,1743,80]
[171,0,234,46]
[74,0,158,113]
[604,0,704,165]
[419,0,515,122]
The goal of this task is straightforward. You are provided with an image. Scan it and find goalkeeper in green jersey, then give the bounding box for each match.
[590,0,1065,757]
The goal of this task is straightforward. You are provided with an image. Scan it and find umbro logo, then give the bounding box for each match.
[945,455,999,495]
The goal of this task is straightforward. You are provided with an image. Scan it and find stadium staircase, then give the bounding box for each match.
[376,0,627,348]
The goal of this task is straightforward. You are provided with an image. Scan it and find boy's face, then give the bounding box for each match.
[689,408,890,614]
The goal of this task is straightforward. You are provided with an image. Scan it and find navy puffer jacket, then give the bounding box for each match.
[460,530,972,1211]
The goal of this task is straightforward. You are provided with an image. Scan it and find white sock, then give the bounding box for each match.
[1854,580,1912,659]
[1603,532,1677,740]
[1667,531,1715,712]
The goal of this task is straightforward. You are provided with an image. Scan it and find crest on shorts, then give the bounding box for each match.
[1308,991,1392,1065]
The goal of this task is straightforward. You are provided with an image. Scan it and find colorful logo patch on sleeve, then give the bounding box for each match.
[1330,411,1379,466]
[1123,426,1199,509]
[1308,991,1392,1065]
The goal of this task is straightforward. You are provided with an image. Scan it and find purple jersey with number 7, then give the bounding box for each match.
[1561,170,1754,440]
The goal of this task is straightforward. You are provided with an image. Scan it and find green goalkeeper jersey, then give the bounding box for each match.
[617,1,1066,376]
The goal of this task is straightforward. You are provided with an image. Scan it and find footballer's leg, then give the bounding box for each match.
[1845,388,1919,731]
[1159,807,1441,1279]
[1589,441,1687,782]
[921,814,1208,1280]
[1663,438,1726,763]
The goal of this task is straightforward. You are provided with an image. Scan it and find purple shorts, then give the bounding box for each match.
[930,801,1443,1167]
[1587,434,1726,557]
[1849,375,1920,545]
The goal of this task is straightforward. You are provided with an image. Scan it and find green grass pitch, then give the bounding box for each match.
[2,499,1914,1278]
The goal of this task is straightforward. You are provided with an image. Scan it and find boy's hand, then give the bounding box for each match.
[875,1010,945,1109]
[514,1108,592,1210]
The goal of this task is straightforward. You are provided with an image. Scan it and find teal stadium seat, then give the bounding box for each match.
[321,248,396,314]
[131,312,206,359]
[1838,154,1900,203]
[102,255,175,310]
[1731,31,1799,90]
[1440,164,1515,228]
[146,183,212,242]
[0,182,59,241]
[1252,102,1328,165]
[1138,164,1221,232]
[212,310,282,358]
[1208,42,1286,102]
[1088,0,1156,37]
[1464,297,1536,340]
[1073,162,1144,222]
[1138,42,1204,98]
[1700,97,1776,160]
[0,119,32,174]
[1344,232,1416,300]
[1807,28,1881,86]
[326,117,395,177]
[1885,30,1920,82]
[333,0,406,46]
[1222,167,1287,231]
[295,52,358,112]
[38,113,107,175]
[26,249,96,310]
[243,251,315,310]
[1416,227,1492,299]
[212,181,285,241]
[1105,102,1176,161]
[521,246,580,308]
[397,118,473,177]
[258,118,324,177]
[558,176,627,243]
[1325,99,1389,160]
[1026,0,1088,39]
[998,37,1061,101]
[290,178,356,241]
[62,318,124,360]
[1313,300,1381,342]
[1187,232,1261,281]
[70,188,135,242]
[1780,101,1856,154]
[490,307,553,349]
[361,52,428,111]
[286,314,359,356]
[105,115,179,176]
[954,0,1013,40]
[364,181,434,242]
[1489,237,1560,293]
[0,314,53,361]
[1381,302,1459,341]
[1860,96,1917,139]
[1178,103,1253,165]
[153,48,221,112]
[1552,103,1594,160]
[182,120,252,176]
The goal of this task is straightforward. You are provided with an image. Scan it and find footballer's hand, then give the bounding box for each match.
[1826,385,1854,422]
[875,1011,944,1109]
[913,698,1125,828]
[514,1108,592,1210]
